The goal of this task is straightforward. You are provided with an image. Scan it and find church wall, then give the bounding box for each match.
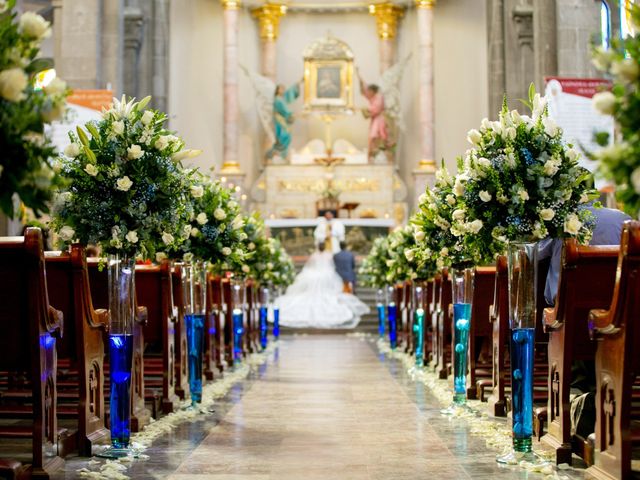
[556,0,601,78]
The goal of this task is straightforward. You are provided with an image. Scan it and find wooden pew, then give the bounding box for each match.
[222,278,236,364]
[44,246,109,455]
[486,256,509,416]
[587,221,640,480]
[422,279,434,365]
[541,240,619,465]
[436,269,452,379]
[205,275,224,378]
[245,281,257,355]
[0,228,64,477]
[429,274,442,367]
[171,264,190,400]
[465,266,495,400]
[87,259,151,431]
[135,261,180,414]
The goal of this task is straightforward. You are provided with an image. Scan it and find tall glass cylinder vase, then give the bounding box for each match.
[107,254,135,452]
[413,284,426,366]
[497,241,538,463]
[231,277,245,362]
[271,287,280,339]
[183,261,207,405]
[452,268,475,406]
[376,288,386,338]
[386,285,397,349]
[259,286,269,350]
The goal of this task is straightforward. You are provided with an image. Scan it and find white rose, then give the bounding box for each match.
[154,135,170,151]
[64,143,81,158]
[452,209,466,222]
[477,157,491,168]
[112,120,125,135]
[213,208,226,220]
[18,12,51,39]
[440,247,449,257]
[480,118,491,131]
[540,208,555,221]
[533,222,547,239]
[564,213,583,236]
[518,189,529,201]
[155,252,167,262]
[446,194,456,206]
[84,163,98,176]
[182,224,192,238]
[58,226,75,242]
[222,247,232,256]
[248,242,256,251]
[414,230,425,242]
[544,160,560,176]
[504,127,517,141]
[161,232,174,245]
[0,68,27,102]
[127,144,144,160]
[44,77,66,95]
[453,178,465,197]
[232,215,244,230]
[196,212,208,225]
[566,148,579,162]
[242,265,250,274]
[543,117,559,137]
[125,230,138,244]
[190,227,199,237]
[631,166,640,194]
[592,91,616,115]
[467,219,483,234]
[467,129,482,146]
[404,249,415,262]
[479,190,492,202]
[116,176,133,191]
[580,192,590,204]
[611,58,640,84]
[492,121,503,135]
[141,110,154,126]
[190,185,204,198]
[183,252,194,263]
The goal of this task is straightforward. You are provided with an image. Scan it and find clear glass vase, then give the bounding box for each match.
[271,286,280,339]
[376,288,386,338]
[386,285,397,349]
[412,284,426,366]
[497,241,539,464]
[107,254,135,452]
[259,286,269,350]
[183,261,207,405]
[231,277,245,362]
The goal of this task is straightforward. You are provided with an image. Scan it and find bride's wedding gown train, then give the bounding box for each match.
[274,251,369,329]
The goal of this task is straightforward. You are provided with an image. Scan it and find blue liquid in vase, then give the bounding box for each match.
[273,307,280,339]
[233,309,244,361]
[510,327,535,451]
[453,303,471,403]
[186,314,205,403]
[109,334,133,448]
[377,304,386,338]
[387,304,397,349]
[259,306,268,350]
[414,310,425,366]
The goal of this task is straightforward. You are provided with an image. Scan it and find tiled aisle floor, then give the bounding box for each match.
[56,335,588,479]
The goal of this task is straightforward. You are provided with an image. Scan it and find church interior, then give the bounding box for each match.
[1,0,640,478]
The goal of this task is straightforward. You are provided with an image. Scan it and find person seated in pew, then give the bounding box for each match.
[538,203,630,438]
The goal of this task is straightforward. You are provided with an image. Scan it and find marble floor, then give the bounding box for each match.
[55,335,589,479]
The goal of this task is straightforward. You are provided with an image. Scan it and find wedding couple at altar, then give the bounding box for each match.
[274,213,369,329]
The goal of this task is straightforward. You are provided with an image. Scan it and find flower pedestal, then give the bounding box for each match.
[259,287,269,350]
[497,241,544,465]
[442,267,474,415]
[412,284,426,367]
[183,262,207,406]
[99,255,135,458]
[386,285,397,350]
[376,288,386,338]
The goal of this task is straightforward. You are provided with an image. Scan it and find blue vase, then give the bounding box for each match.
[387,303,397,349]
[109,333,133,448]
[186,314,205,403]
[273,306,280,339]
[259,306,268,349]
[233,308,244,361]
[376,288,386,337]
[413,308,425,366]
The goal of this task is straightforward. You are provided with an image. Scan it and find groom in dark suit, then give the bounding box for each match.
[333,241,356,294]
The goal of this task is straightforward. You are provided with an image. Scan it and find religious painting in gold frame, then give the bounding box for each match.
[303,35,354,113]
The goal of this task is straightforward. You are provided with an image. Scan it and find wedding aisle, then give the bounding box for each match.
[56,336,586,479]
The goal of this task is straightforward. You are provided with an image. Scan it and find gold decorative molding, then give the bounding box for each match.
[417,158,436,172]
[415,0,435,8]
[251,3,287,41]
[368,2,404,39]
[221,0,241,10]
[220,161,244,174]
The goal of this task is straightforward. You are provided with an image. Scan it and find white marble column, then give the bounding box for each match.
[221,0,244,178]
[413,0,436,206]
[252,4,286,82]
[368,3,403,73]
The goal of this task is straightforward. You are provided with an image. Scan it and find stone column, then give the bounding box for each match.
[251,3,287,81]
[123,6,143,98]
[412,0,436,205]
[368,2,403,73]
[220,0,244,181]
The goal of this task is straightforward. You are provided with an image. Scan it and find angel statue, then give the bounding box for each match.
[241,66,302,163]
[356,55,410,163]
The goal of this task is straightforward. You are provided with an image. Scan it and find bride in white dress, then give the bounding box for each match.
[274,243,370,329]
